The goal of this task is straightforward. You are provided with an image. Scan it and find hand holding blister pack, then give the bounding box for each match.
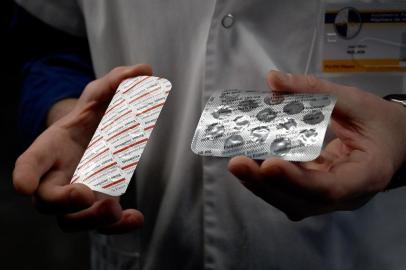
[191,90,336,161]
[70,76,172,196]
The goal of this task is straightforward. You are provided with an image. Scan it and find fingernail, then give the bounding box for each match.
[127,213,144,226]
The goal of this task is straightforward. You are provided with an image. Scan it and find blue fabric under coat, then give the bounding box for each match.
[10,5,94,145]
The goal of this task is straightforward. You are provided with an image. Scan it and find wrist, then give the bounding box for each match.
[46,98,78,126]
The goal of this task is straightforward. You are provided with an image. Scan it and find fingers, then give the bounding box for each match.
[98,209,144,234]
[57,199,144,234]
[57,198,121,232]
[230,153,381,219]
[259,159,335,199]
[14,125,94,214]
[228,157,332,220]
[38,183,142,234]
[80,64,153,104]
[228,156,262,185]
[228,156,331,197]
[258,154,377,203]
[34,181,95,214]
[266,70,363,118]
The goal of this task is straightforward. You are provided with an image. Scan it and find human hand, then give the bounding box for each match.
[229,71,406,221]
[13,65,152,233]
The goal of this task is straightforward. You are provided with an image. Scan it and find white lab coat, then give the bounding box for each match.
[15,0,406,269]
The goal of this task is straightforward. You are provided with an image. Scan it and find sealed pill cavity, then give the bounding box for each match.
[205,123,225,140]
[270,137,292,156]
[256,108,278,122]
[283,101,305,115]
[191,89,336,161]
[303,110,325,125]
[250,126,270,143]
[299,129,318,145]
[212,105,233,119]
[233,115,250,130]
[224,135,245,149]
[277,118,297,130]
[310,95,331,108]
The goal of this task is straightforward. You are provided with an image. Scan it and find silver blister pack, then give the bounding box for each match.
[191,90,336,161]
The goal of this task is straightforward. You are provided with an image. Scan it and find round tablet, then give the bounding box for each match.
[233,115,250,130]
[256,108,277,122]
[309,96,331,108]
[303,110,324,125]
[224,135,245,149]
[283,101,304,115]
[270,137,292,156]
[212,105,233,119]
[205,123,225,139]
[250,126,270,143]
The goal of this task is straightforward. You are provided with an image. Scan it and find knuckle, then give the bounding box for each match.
[13,158,35,195]
[85,80,97,90]
[14,156,25,168]
[14,155,33,172]
[82,80,99,96]
[12,166,22,186]
[110,66,127,77]
[12,179,24,194]
[36,183,69,206]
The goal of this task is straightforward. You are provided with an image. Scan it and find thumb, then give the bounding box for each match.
[80,64,153,104]
[266,70,365,120]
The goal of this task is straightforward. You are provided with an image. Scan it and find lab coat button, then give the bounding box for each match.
[222,14,234,28]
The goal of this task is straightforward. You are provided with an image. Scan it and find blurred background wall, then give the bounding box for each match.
[0,1,90,269]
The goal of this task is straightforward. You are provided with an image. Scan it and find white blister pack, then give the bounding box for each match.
[71,76,172,196]
[191,90,336,161]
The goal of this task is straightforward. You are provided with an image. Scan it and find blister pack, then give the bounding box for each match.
[191,90,336,161]
[70,76,172,196]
